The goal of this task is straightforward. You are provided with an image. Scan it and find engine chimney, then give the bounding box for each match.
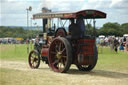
[42,7,51,32]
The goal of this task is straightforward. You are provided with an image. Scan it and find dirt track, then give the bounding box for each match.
[0,60,128,85]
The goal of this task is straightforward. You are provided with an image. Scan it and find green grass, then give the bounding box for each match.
[97,46,128,71]
[0,44,33,61]
[0,44,128,85]
[0,44,128,71]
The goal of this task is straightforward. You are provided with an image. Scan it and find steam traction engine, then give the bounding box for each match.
[28,8,107,73]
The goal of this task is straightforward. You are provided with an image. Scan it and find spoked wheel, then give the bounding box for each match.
[76,44,98,71]
[28,50,40,69]
[55,28,67,37]
[48,37,72,73]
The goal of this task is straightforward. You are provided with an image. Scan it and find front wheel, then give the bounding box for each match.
[28,50,40,69]
[48,37,72,73]
[76,44,98,71]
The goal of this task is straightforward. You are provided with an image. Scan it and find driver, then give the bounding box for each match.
[76,18,86,37]
[68,18,81,39]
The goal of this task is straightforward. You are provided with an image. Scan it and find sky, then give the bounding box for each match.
[0,0,128,27]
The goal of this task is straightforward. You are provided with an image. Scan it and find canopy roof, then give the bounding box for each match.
[33,9,106,19]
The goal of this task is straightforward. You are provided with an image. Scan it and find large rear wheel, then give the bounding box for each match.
[55,28,67,37]
[28,50,40,69]
[76,44,98,71]
[48,37,72,73]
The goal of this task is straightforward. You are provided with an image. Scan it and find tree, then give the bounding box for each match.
[98,22,123,36]
[121,23,128,34]
[0,26,39,39]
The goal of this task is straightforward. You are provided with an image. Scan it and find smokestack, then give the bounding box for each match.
[42,7,51,32]
[42,7,51,13]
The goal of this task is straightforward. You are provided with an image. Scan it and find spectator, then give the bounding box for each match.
[114,38,119,52]
[109,37,114,51]
[119,43,124,51]
[125,38,128,51]
[123,37,126,42]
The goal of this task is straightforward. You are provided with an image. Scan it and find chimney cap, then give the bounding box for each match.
[42,7,51,13]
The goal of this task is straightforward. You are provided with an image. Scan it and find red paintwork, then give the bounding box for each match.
[77,39,95,65]
[78,39,95,42]
[41,47,49,57]
[41,38,96,65]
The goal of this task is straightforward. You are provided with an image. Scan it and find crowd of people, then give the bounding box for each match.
[97,36,128,52]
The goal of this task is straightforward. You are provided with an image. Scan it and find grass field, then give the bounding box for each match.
[0,44,128,85]
[0,44,33,61]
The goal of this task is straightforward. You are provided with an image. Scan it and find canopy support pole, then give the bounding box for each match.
[93,19,96,37]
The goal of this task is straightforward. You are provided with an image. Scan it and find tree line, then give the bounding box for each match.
[97,22,128,36]
[86,22,128,37]
[0,22,128,38]
[0,26,40,39]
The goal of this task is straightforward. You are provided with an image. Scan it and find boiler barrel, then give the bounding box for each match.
[41,48,48,57]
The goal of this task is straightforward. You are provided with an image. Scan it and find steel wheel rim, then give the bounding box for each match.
[29,51,40,68]
[49,39,67,72]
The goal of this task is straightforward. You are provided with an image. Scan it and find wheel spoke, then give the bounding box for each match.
[33,62,36,67]
[34,53,37,56]
[31,55,35,58]
[62,58,66,66]
[55,41,59,52]
[61,48,66,53]
[32,54,36,58]
[53,59,59,66]
[32,61,34,66]
[31,57,38,67]
[35,55,38,58]
[35,60,38,63]
[62,56,66,58]
[55,45,59,52]
[31,57,34,60]
[35,61,38,64]
[59,42,62,51]
[31,60,34,64]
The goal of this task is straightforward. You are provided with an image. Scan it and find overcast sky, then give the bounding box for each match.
[0,0,128,27]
